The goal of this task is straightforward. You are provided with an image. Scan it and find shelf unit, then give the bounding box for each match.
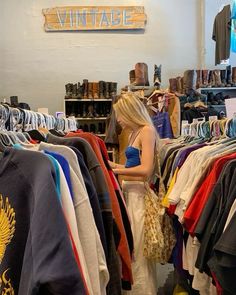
[197,87,236,116]
[64,97,113,136]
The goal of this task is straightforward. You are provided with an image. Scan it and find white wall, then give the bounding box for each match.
[0,0,200,114]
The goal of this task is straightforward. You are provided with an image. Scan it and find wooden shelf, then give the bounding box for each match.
[75,117,108,121]
[65,98,113,102]
[198,87,236,91]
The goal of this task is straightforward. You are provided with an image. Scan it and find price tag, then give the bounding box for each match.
[209,116,218,121]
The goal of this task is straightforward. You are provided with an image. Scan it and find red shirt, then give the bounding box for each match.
[184,152,236,235]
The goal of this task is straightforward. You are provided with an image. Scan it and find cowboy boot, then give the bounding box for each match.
[77,82,82,99]
[220,70,227,87]
[111,82,117,98]
[226,65,232,86]
[129,70,135,84]
[183,70,196,95]
[202,70,209,87]
[93,82,99,99]
[169,78,177,93]
[82,79,88,99]
[232,67,236,86]
[176,77,184,93]
[98,81,105,99]
[154,64,161,89]
[104,82,110,99]
[88,82,93,99]
[213,70,222,87]
[208,71,215,87]
[196,70,202,89]
[134,63,149,86]
[72,84,78,99]
[65,83,73,99]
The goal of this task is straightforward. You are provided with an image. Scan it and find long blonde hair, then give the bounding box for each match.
[113,92,154,127]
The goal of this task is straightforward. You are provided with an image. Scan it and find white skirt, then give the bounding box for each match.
[122,181,157,295]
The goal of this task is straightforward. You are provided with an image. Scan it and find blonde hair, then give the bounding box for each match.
[113,92,153,127]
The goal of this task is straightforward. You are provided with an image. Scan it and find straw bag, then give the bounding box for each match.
[143,155,176,262]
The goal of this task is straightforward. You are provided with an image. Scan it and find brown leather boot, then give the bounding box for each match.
[134,63,149,86]
[232,67,236,86]
[93,82,99,99]
[202,70,209,87]
[213,70,222,87]
[169,78,177,93]
[196,70,202,89]
[176,77,184,93]
[129,70,135,84]
[98,81,105,99]
[88,82,93,99]
[208,71,215,87]
[82,79,88,99]
[183,70,196,95]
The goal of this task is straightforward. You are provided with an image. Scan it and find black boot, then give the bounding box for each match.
[220,70,227,87]
[104,82,110,99]
[89,123,96,133]
[154,64,162,89]
[226,65,232,86]
[82,104,87,118]
[77,82,82,99]
[111,82,117,98]
[97,123,103,134]
[72,84,79,99]
[82,79,89,99]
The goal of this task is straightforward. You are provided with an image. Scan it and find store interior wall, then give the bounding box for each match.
[0,0,200,114]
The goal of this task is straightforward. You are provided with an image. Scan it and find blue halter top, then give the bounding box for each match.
[125,146,141,168]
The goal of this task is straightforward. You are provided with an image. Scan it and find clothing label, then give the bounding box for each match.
[181,120,189,136]
[193,117,205,123]
[209,116,218,121]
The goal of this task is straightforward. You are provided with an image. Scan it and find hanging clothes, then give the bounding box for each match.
[0,148,87,295]
[212,4,231,65]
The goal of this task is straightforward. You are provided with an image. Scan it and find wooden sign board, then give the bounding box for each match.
[42,6,147,31]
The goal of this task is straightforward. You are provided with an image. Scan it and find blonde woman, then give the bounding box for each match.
[109,92,159,295]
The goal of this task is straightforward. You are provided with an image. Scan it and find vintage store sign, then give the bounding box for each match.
[42,6,147,31]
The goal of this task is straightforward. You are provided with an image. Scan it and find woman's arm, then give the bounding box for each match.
[113,126,156,178]
[108,160,125,169]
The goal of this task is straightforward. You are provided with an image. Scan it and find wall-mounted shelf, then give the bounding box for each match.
[198,87,236,91]
[75,117,107,121]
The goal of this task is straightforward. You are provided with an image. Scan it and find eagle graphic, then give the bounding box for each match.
[0,196,16,264]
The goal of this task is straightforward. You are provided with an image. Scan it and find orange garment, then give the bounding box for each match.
[66,132,133,285]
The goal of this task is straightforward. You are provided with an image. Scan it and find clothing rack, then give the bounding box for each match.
[181,117,236,138]
[0,104,77,132]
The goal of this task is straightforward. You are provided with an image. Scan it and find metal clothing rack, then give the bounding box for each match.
[0,104,77,132]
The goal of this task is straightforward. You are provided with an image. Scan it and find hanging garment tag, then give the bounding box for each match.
[209,116,218,121]
[193,117,205,123]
